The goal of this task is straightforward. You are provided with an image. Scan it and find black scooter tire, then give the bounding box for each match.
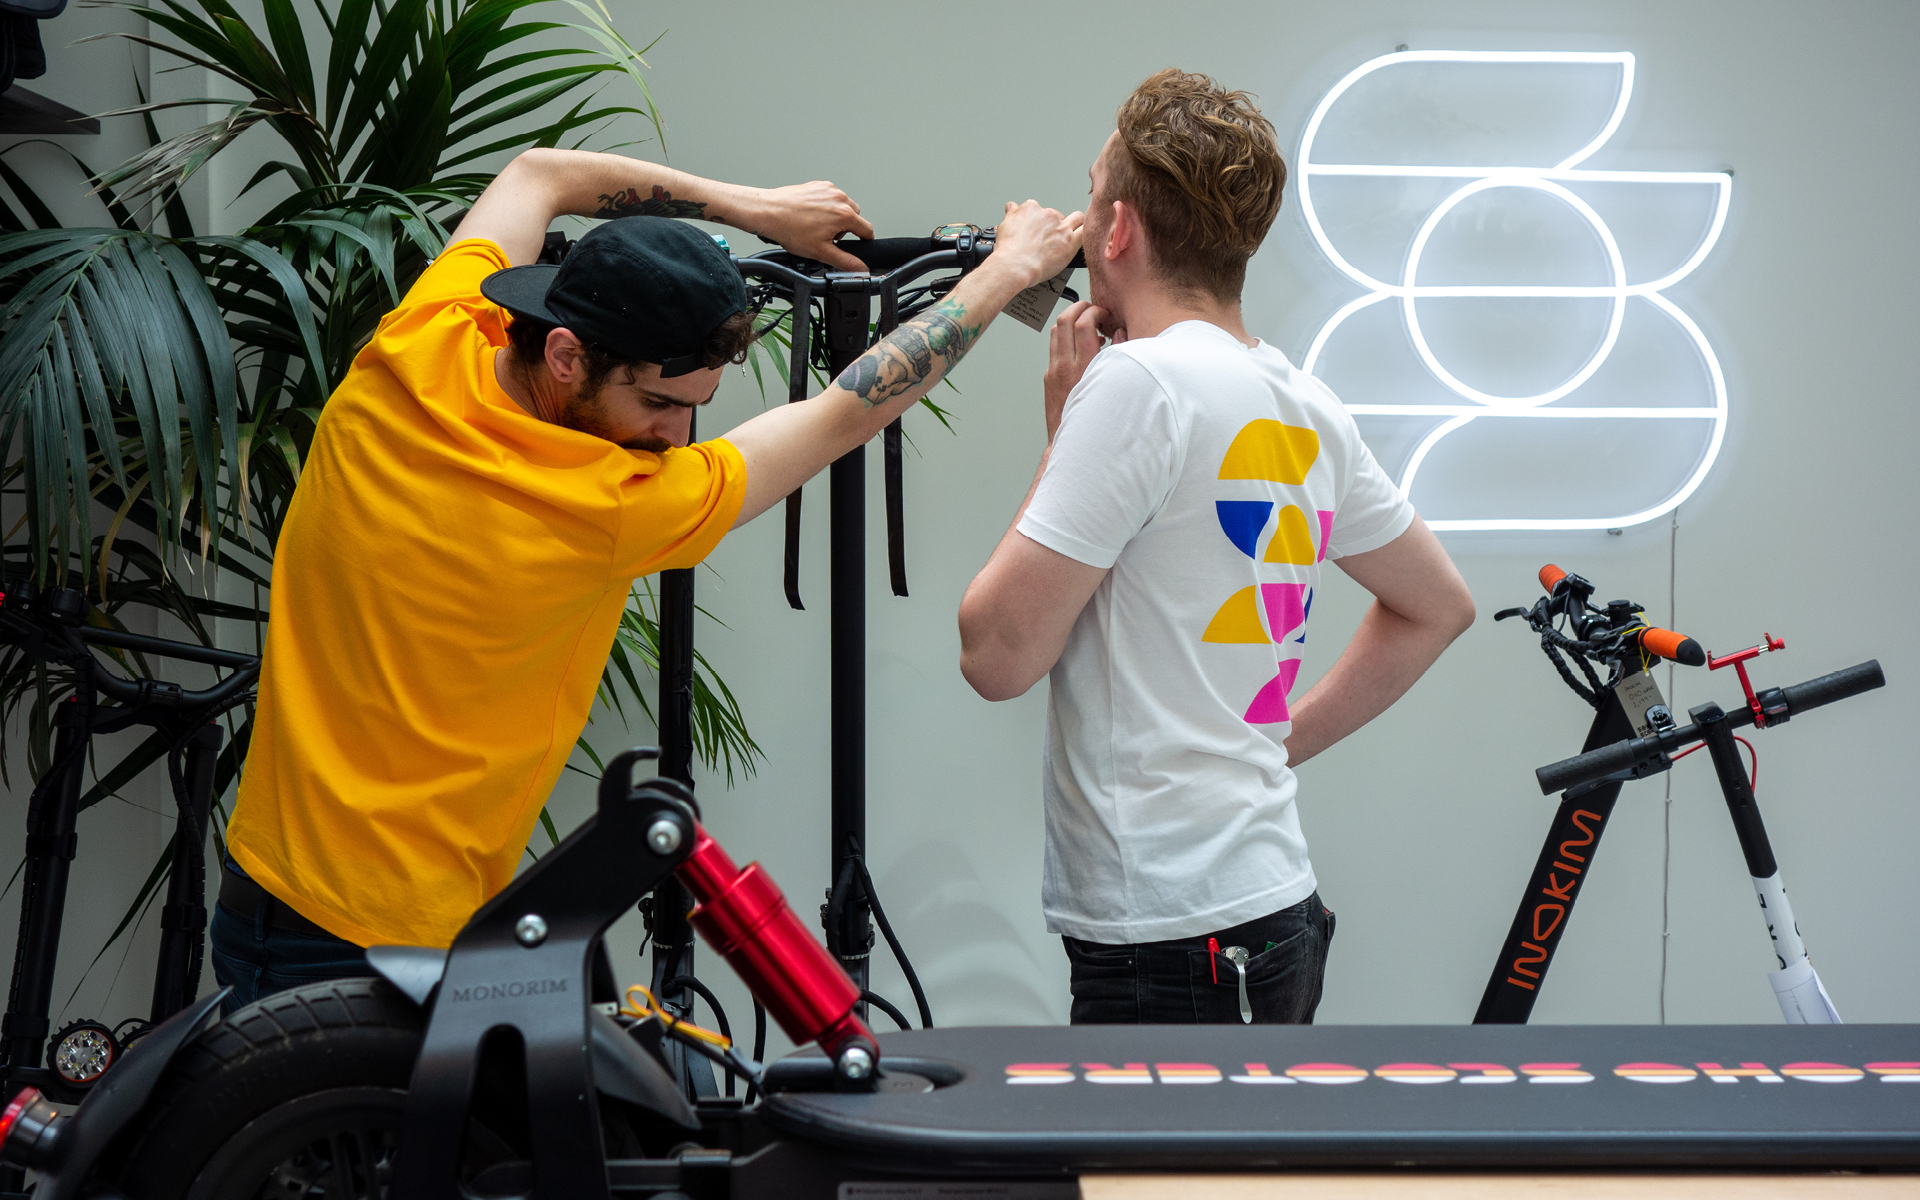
[109,977,426,1200]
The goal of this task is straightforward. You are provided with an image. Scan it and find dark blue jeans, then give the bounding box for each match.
[210,896,370,1015]
[1063,893,1335,1025]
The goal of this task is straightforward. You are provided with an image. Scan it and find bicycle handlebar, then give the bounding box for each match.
[0,587,261,712]
[1534,658,1885,794]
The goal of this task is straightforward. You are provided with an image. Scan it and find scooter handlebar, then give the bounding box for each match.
[820,235,1088,274]
[831,237,945,272]
[1780,658,1885,716]
[1536,738,1643,796]
[1534,659,1885,795]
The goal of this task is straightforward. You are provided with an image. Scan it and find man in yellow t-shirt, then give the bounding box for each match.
[212,147,1083,1009]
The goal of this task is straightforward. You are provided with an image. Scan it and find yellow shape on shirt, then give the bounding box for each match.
[1263,504,1317,565]
[1219,419,1320,484]
[1202,586,1269,644]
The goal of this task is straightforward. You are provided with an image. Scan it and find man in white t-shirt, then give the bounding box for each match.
[958,70,1475,1024]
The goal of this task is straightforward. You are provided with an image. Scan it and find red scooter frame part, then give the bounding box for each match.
[675,828,878,1075]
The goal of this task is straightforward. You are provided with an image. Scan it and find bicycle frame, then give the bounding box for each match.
[0,581,258,1191]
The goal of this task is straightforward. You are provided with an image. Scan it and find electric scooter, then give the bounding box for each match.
[6,742,1917,1199]
[1477,565,1879,1026]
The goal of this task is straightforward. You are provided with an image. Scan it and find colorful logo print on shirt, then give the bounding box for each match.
[1204,420,1333,725]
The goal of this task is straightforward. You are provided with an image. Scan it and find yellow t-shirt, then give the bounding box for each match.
[228,238,745,949]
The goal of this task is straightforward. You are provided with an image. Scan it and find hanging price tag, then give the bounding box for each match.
[1616,670,1667,738]
[1003,264,1077,331]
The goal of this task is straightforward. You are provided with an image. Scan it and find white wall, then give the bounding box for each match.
[5,0,1916,1061]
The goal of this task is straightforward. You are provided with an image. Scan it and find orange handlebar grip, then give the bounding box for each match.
[1641,627,1707,667]
[1539,564,1567,594]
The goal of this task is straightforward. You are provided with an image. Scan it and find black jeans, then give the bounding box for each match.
[210,861,369,1015]
[1063,893,1335,1025]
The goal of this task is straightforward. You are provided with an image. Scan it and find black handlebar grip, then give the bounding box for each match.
[1781,659,1885,716]
[1536,738,1643,795]
[835,238,943,271]
[834,238,1089,273]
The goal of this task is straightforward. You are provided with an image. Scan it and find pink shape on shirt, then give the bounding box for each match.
[1244,658,1303,725]
[1260,583,1308,642]
[1316,510,1335,563]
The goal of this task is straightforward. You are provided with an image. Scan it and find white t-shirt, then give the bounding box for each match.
[1017,321,1415,944]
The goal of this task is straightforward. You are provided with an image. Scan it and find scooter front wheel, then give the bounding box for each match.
[105,977,512,1200]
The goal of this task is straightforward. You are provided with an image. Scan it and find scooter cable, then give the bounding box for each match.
[850,852,934,1029]
[663,973,736,1097]
[860,990,912,1031]
[622,984,730,1048]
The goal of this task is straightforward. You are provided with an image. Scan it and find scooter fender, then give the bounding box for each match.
[367,944,698,1131]
[35,988,229,1200]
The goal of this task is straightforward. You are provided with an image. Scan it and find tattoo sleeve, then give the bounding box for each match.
[833,297,985,409]
[593,183,707,220]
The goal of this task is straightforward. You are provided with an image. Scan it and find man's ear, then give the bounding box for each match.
[1105,199,1138,262]
[545,326,587,383]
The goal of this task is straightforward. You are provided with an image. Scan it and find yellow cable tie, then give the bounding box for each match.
[621,983,732,1048]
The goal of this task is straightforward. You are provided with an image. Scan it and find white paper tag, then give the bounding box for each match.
[1002,264,1076,331]
[1615,670,1667,738]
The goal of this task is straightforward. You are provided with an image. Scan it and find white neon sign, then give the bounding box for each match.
[1297,50,1732,531]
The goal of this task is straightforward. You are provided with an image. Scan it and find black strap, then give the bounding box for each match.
[884,418,907,597]
[782,287,813,610]
[783,493,804,610]
[878,287,907,598]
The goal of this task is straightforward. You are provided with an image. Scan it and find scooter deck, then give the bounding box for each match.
[762,1024,1920,1172]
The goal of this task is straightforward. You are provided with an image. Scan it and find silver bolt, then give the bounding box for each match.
[515,914,548,947]
[837,1045,874,1081]
[647,818,683,856]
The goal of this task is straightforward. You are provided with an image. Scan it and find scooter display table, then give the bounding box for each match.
[763,1024,1920,1173]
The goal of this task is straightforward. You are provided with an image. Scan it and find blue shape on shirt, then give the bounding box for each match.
[1297,587,1313,642]
[1215,500,1273,558]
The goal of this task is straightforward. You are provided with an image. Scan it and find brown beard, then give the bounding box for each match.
[556,391,672,454]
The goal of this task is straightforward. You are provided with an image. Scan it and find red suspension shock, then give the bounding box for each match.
[674,828,879,1082]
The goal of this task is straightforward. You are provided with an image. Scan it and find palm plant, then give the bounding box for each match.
[0,0,762,864]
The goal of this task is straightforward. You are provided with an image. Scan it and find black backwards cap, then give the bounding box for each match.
[480,215,748,378]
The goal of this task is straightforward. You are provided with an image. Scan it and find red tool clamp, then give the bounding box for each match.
[1709,633,1786,726]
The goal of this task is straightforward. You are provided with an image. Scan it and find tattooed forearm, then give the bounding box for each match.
[834,297,985,408]
[594,184,707,220]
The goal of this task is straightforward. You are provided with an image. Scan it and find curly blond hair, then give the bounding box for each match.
[1106,69,1286,301]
